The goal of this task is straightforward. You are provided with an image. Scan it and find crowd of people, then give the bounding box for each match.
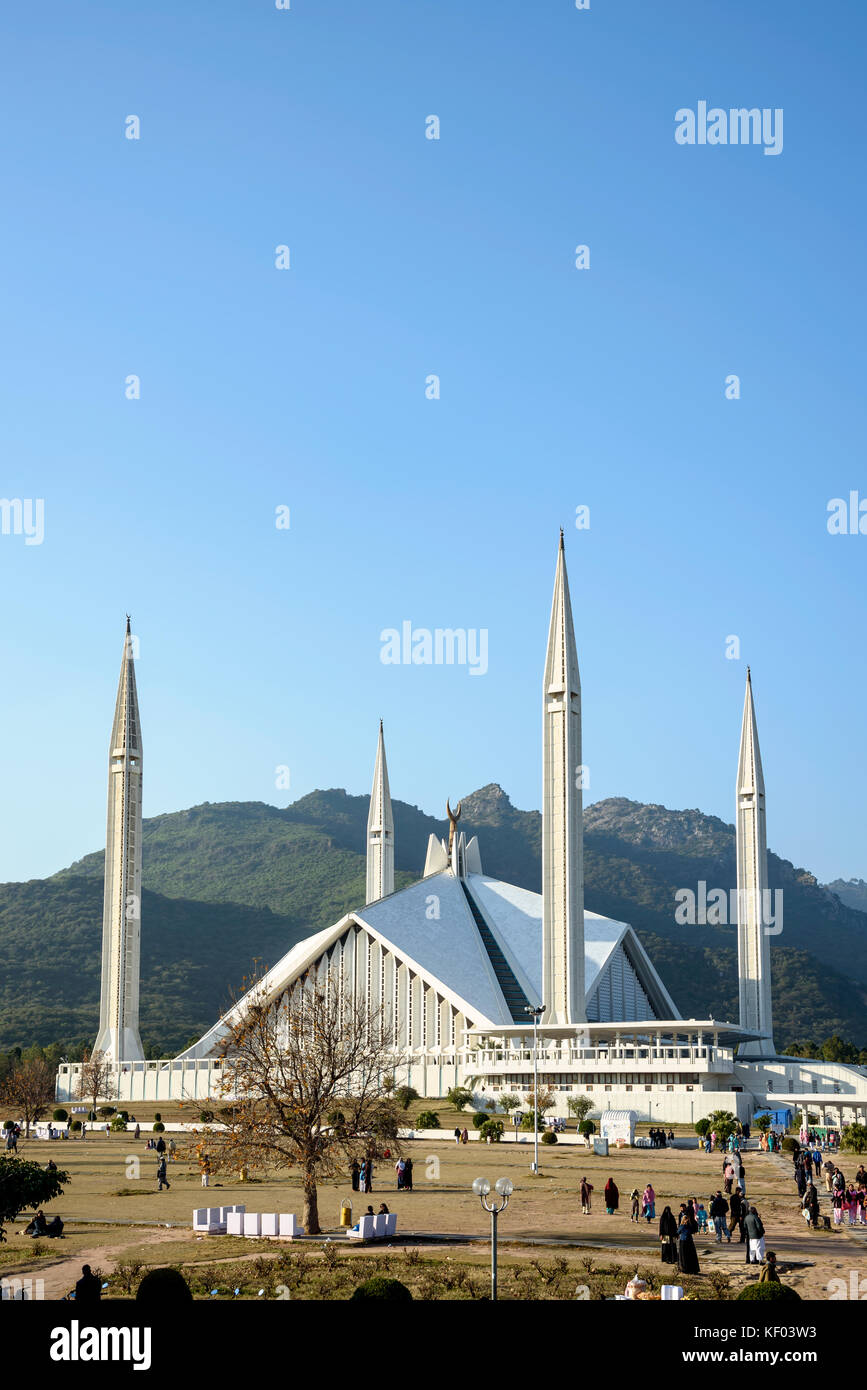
[647,1128,674,1148]
[792,1144,867,1230]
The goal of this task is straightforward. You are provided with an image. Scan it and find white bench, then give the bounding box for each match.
[193,1204,246,1235]
[348,1214,376,1241]
[661,1285,684,1301]
[260,1213,279,1237]
[279,1213,303,1238]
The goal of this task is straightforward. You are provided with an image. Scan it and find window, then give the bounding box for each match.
[686,1085,694,1092]
[604,1085,612,1092]
[666,1085,674,1091]
[644,1085,652,1092]
[625,1085,633,1092]
[586,1085,593,1091]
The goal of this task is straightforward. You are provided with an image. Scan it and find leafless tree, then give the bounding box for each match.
[205,974,402,1235]
[75,1050,117,1118]
[0,1058,57,1137]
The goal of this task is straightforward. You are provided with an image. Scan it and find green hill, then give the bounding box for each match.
[0,787,864,1054]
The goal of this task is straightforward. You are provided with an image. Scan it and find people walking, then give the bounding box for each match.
[710,1191,730,1243]
[395,1157,406,1190]
[454,1127,462,1145]
[404,1157,413,1191]
[580,1177,593,1215]
[642,1183,656,1222]
[200,1155,210,1189]
[157,1156,170,1191]
[350,1159,360,1192]
[604,1178,619,1215]
[630,1188,641,1222]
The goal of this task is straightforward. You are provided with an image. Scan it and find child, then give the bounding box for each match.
[630,1188,640,1222]
[696,1202,708,1233]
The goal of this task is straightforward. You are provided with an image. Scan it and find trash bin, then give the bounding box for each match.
[340,1199,353,1227]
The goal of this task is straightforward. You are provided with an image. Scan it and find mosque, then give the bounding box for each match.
[55,538,867,1129]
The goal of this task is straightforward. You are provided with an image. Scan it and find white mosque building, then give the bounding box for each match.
[56,538,867,1129]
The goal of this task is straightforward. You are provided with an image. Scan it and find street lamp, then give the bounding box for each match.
[524,1004,544,1174]
[472,1176,513,1300]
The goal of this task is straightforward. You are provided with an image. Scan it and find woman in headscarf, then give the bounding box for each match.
[642,1183,656,1221]
[658,1205,678,1263]
[677,1206,701,1274]
[580,1176,593,1215]
[604,1177,619,1215]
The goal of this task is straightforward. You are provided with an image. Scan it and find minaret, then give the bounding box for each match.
[735,668,775,1056]
[94,618,145,1062]
[541,532,586,1025]
[366,720,394,904]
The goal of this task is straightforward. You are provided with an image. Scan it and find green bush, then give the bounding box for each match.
[520,1112,538,1131]
[110,1116,127,1131]
[87,1111,97,1122]
[781,1137,799,1154]
[479,1120,504,1143]
[541,1129,557,1145]
[3,1120,14,1131]
[416,1110,440,1130]
[446,1087,474,1113]
[472,1112,490,1130]
[154,1113,162,1123]
[350,1276,412,1302]
[694,1118,711,1137]
[52,1109,68,1122]
[136,1268,194,1304]
[578,1120,596,1136]
[153,1122,165,1133]
[737,1283,801,1302]
[395,1086,419,1110]
[118,1111,129,1123]
[70,1120,81,1132]
[98,1106,115,1118]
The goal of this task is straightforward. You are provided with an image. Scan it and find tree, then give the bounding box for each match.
[479,1120,504,1143]
[578,1119,596,1136]
[567,1096,595,1126]
[206,976,401,1236]
[842,1123,867,1154]
[524,1087,556,1118]
[0,1058,58,1137]
[694,1117,711,1138]
[0,1157,68,1241]
[446,1086,474,1113]
[498,1093,521,1116]
[394,1085,419,1111]
[705,1110,739,1147]
[416,1110,440,1129]
[753,1114,772,1134]
[75,1050,117,1117]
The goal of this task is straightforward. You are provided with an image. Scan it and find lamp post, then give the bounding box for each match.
[524,1004,544,1173]
[472,1176,513,1300]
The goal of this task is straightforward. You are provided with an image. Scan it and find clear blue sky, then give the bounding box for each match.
[1,0,864,885]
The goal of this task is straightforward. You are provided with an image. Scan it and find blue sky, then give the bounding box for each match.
[1,0,864,885]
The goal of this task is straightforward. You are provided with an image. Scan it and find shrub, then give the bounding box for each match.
[153,1113,162,1122]
[52,1109,68,1122]
[199,1109,214,1125]
[446,1087,474,1113]
[70,1120,82,1132]
[694,1118,711,1137]
[541,1130,557,1145]
[98,1106,115,1118]
[394,1086,419,1110]
[136,1268,194,1304]
[520,1112,537,1131]
[737,1283,801,1302]
[416,1110,440,1130]
[578,1120,596,1136]
[153,1122,165,1133]
[3,1120,14,1131]
[87,1111,97,1122]
[118,1111,129,1123]
[472,1112,490,1130]
[350,1276,412,1302]
[479,1120,504,1143]
[110,1116,127,1132]
[781,1137,799,1154]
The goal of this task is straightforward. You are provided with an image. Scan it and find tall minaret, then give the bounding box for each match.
[94,618,145,1062]
[366,720,394,904]
[735,668,775,1056]
[541,532,586,1025]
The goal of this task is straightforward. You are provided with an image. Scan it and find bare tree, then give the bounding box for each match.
[75,1050,117,1118]
[206,975,401,1235]
[0,1058,57,1137]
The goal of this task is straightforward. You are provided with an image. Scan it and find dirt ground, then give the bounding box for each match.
[3,1132,864,1299]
